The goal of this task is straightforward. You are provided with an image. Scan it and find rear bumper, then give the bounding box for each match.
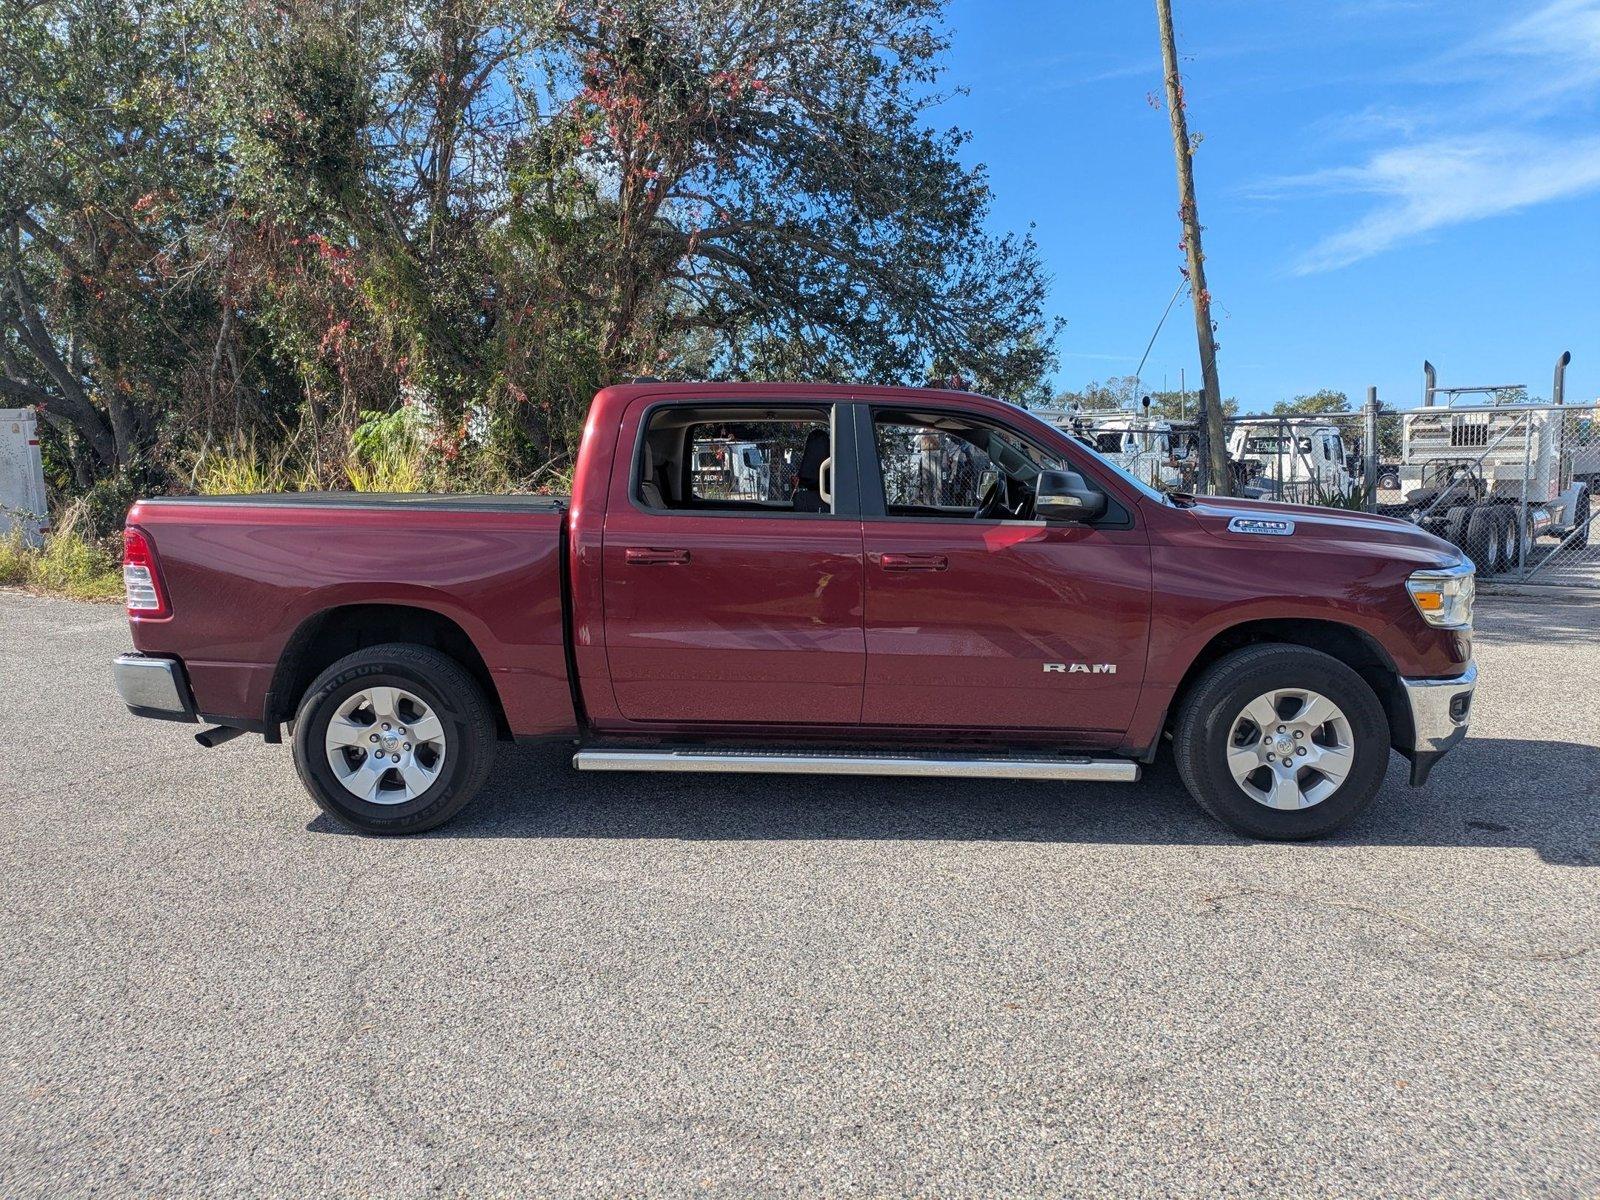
[1397,661,1475,785]
[113,653,198,723]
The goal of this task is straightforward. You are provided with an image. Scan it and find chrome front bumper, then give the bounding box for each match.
[113,653,197,722]
[1397,661,1475,784]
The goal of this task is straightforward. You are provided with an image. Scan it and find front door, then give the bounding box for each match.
[601,400,865,726]
[859,407,1151,734]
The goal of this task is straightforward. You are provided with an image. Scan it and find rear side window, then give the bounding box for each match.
[686,420,826,505]
[636,405,834,514]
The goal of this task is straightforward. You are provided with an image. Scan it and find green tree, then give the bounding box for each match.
[0,0,231,485]
[515,0,1060,401]
[3,0,1063,496]
[1270,389,1350,417]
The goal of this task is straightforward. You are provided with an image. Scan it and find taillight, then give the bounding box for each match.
[123,526,169,617]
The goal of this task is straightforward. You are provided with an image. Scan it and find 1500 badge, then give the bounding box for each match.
[1227,517,1295,536]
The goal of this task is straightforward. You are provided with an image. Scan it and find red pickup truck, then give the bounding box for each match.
[114,382,1476,839]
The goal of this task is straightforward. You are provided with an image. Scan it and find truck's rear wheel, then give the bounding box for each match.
[291,643,496,835]
[1466,505,1504,574]
[1511,507,1534,567]
[1173,645,1390,840]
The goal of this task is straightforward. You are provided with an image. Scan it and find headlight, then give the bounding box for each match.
[1406,561,1474,628]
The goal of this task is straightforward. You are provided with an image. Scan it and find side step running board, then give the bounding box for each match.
[572,748,1140,783]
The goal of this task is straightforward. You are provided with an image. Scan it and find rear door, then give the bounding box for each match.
[600,399,865,726]
[857,405,1151,734]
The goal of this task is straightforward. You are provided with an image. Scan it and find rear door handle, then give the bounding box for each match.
[624,547,691,566]
[879,552,948,572]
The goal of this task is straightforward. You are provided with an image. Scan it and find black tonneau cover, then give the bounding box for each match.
[138,492,568,514]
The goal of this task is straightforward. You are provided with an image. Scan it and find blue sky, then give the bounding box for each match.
[941,0,1600,413]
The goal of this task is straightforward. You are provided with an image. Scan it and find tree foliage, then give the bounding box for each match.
[1269,388,1349,417]
[0,0,1060,513]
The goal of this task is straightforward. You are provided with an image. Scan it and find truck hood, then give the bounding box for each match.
[1179,494,1462,567]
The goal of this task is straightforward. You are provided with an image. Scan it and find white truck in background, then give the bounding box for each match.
[1375,354,1595,574]
[1036,406,1187,491]
[1226,420,1354,504]
[1,408,49,548]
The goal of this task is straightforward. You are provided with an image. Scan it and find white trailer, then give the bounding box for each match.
[0,408,49,548]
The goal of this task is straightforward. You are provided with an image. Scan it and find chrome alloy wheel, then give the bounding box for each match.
[1226,688,1354,811]
[323,686,447,805]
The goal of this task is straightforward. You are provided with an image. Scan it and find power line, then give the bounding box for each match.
[1134,278,1189,384]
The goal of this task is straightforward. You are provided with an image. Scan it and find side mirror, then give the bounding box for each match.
[1035,469,1107,523]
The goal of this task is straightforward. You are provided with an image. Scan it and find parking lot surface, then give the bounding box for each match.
[1,590,1597,1198]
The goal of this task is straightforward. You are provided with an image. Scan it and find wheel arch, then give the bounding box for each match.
[266,603,511,740]
[1162,618,1410,753]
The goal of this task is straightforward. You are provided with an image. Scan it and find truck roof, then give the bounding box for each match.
[593,380,991,406]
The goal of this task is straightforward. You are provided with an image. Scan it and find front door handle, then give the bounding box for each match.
[879,552,948,572]
[624,547,691,566]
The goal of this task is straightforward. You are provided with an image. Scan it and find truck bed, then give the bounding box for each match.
[126,492,576,738]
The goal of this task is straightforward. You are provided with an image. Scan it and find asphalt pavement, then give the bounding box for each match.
[1,589,1597,1198]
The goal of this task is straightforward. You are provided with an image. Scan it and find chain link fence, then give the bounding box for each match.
[1224,413,1367,506]
[1211,403,1600,587]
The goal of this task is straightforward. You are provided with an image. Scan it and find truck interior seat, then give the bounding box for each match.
[639,451,668,509]
[791,429,830,513]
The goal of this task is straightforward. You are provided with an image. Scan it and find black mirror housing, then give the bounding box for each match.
[1035,469,1107,523]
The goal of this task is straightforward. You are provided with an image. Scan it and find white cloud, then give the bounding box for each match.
[1274,0,1600,272]
[1280,133,1600,273]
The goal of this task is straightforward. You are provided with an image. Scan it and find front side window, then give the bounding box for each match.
[876,422,999,511]
[873,410,1080,520]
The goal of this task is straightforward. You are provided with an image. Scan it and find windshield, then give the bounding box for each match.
[1078,441,1171,504]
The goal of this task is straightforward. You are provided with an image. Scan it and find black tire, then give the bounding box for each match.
[1574,486,1591,550]
[1499,506,1524,571]
[291,642,496,835]
[1442,505,1470,554]
[1465,504,1504,574]
[1173,644,1391,840]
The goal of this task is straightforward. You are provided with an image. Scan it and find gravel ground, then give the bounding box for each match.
[1,590,1597,1198]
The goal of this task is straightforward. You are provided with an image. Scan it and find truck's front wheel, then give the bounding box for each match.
[1173,645,1390,840]
[291,643,496,835]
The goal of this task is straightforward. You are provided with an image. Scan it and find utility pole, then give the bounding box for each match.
[1156,0,1231,495]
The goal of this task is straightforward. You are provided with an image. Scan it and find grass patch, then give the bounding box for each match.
[190,437,320,494]
[0,507,123,603]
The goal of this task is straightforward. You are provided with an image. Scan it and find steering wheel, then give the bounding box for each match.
[975,473,1012,520]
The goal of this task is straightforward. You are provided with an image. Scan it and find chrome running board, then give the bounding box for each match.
[572,747,1140,782]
